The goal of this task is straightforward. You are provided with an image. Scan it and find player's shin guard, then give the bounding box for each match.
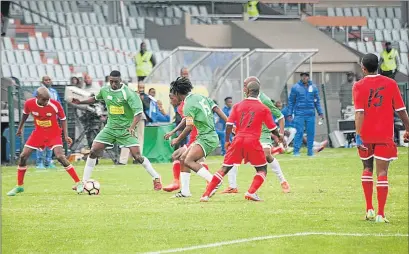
[199,162,209,171]
[142,157,160,179]
[269,159,286,183]
[196,167,213,182]
[248,171,266,194]
[17,166,27,186]
[65,165,81,183]
[228,165,238,188]
[376,176,388,217]
[172,160,181,181]
[83,157,97,181]
[180,172,191,196]
[361,170,374,211]
[203,170,225,197]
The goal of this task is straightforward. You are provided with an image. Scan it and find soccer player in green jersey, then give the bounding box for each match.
[72,71,162,191]
[170,77,228,197]
[223,76,291,193]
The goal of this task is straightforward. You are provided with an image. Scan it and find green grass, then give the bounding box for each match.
[2,148,408,254]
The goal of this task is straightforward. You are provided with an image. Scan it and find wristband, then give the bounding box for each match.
[355,134,363,146]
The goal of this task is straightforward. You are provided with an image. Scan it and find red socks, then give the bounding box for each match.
[173,160,181,181]
[65,165,80,183]
[17,166,27,186]
[203,170,224,197]
[376,175,388,217]
[248,171,266,194]
[200,162,209,171]
[361,170,374,211]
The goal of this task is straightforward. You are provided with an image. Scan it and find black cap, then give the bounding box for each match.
[300,72,310,77]
[385,41,391,46]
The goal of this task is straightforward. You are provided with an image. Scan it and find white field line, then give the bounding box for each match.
[142,232,409,254]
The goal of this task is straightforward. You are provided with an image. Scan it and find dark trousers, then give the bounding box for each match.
[380,70,396,79]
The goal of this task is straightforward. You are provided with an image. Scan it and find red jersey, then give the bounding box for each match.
[23,98,66,136]
[353,74,406,143]
[178,101,198,144]
[227,97,277,139]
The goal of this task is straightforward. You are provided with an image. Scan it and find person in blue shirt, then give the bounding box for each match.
[286,72,324,156]
[32,76,62,169]
[222,97,233,141]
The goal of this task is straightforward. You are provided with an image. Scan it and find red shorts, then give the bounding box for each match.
[358,143,398,161]
[25,131,63,151]
[223,137,267,167]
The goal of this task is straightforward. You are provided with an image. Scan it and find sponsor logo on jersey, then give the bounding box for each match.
[107,95,113,100]
[36,120,52,127]
[109,105,124,115]
[32,112,39,116]
[46,113,52,116]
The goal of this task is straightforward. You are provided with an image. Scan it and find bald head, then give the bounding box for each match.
[180,67,189,78]
[243,76,261,96]
[247,81,260,98]
[36,87,50,106]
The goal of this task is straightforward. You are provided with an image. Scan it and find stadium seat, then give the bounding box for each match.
[83,51,92,65]
[1,50,6,63]
[45,1,54,12]
[375,18,385,30]
[28,65,38,78]
[32,51,42,64]
[367,18,376,30]
[128,65,136,79]
[96,38,105,49]
[87,65,96,79]
[137,17,145,30]
[103,65,111,77]
[384,18,393,30]
[48,12,57,24]
[128,17,138,29]
[58,52,67,65]
[155,18,164,26]
[77,26,86,38]
[386,7,394,19]
[23,51,34,64]
[66,51,75,64]
[74,52,84,65]
[52,25,61,37]
[88,38,98,51]
[369,7,378,18]
[400,29,408,41]
[108,51,118,64]
[135,38,143,49]
[89,13,98,25]
[383,30,392,42]
[54,65,65,80]
[91,51,101,64]
[116,53,126,65]
[128,38,137,52]
[62,65,71,79]
[119,65,129,79]
[124,27,133,38]
[20,65,30,79]
[62,38,72,50]
[6,51,16,64]
[108,26,117,38]
[11,65,21,78]
[392,29,400,41]
[97,14,106,25]
[357,42,366,53]
[151,39,160,52]
[37,65,46,77]
[71,38,80,51]
[28,37,38,50]
[36,37,46,51]
[92,26,102,38]
[99,51,109,65]
[94,65,104,79]
[81,13,90,25]
[66,13,74,25]
[29,1,38,11]
[62,2,71,13]
[157,8,165,18]
[57,13,65,24]
[394,8,402,19]
[343,7,352,16]
[366,42,375,53]
[60,26,68,37]
[15,51,25,65]
[54,38,64,51]
[80,39,89,50]
[378,7,386,18]
[137,6,148,17]
[4,37,13,50]
[360,7,370,18]
[23,12,33,24]
[100,26,110,38]
[112,38,121,50]
[374,41,383,52]
[120,38,129,52]
[70,1,78,12]
[400,53,408,66]
[399,41,408,53]
[393,19,401,29]
[2,65,11,77]
[46,65,56,79]
[174,7,182,18]
[54,1,63,12]
[103,38,113,49]
[68,25,77,37]
[129,5,138,17]
[164,18,173,26]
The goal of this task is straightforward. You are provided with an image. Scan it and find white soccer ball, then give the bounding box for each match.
[84,179,100,195]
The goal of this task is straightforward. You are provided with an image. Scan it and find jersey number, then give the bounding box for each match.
[199,99,211,116]
[239,111,255,128]
[368,87,384,107]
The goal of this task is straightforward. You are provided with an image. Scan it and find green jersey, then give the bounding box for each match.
[95,84,143,129]
[259,92,283,133]
[183,93,216,136]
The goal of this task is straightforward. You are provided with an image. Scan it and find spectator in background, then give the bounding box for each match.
[83,74,100,93]
[222,96,233,142]
[147,88,170,123]
[138,81,152,123]
[275,101,296,151]
[213,100,226,155]
[339,72,355,117]
[245,1,259,21]
[135,42,156,82]
[70,77,80,87]
[180,67,189,78]
[379,42,399,79]
[148,88,156,97]
[32,76,62,169]
[286,72,324,156]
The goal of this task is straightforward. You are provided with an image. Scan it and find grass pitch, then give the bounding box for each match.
[2,148,408,254]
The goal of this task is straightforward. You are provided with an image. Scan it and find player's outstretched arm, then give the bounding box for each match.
[170,122,193,146]
[213,106,228,123]
[71,97,96,105]
[164,118,186,140]
[16,113,29,136]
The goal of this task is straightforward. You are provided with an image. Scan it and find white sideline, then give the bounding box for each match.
[142,232,409,254]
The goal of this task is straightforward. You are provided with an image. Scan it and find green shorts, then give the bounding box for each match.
[94,127,139,148]
[192,134,219,157]
[260,132,272,148]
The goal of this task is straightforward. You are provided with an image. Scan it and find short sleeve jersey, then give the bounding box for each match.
[227,98,277,139]
[23,98,65,135]
[353,74,406,143]
[183,94,216,136]
[96,84,143,129]
[258,92,283,133]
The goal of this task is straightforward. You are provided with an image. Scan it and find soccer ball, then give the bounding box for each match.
[84,179,100,195]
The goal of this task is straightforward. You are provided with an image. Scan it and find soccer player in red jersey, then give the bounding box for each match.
[353,53,409,222]
[200,80,282,202]
[162,88,209,192]
[7,87,83,196]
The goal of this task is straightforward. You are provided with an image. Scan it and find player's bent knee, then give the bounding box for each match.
[89,149,100,159]
[134,156,144,164]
